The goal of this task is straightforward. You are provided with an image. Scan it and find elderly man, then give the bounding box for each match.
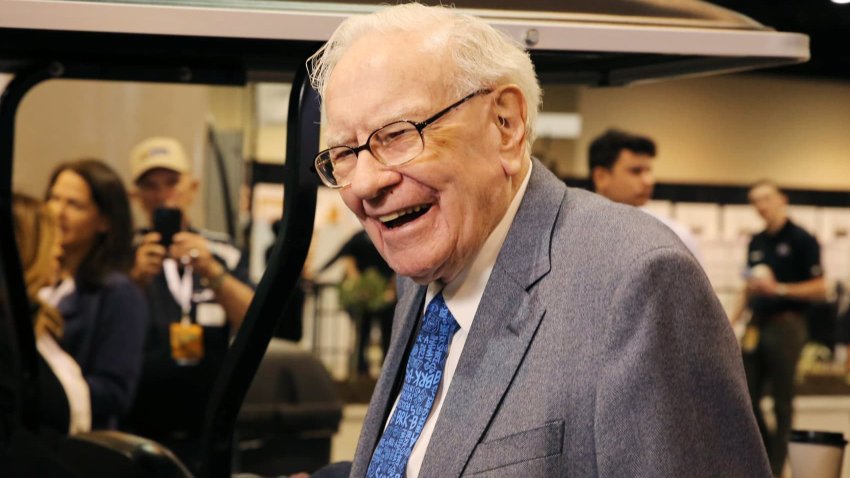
[309,4,769,477]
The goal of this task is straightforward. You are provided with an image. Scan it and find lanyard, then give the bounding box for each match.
[163,258,193,322]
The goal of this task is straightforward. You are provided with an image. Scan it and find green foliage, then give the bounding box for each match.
[339,267,391,318]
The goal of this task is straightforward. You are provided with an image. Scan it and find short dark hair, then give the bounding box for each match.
[588,128,656,171]
[46,159,134,290]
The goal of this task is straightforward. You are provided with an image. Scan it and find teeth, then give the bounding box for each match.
[379,205,426,223]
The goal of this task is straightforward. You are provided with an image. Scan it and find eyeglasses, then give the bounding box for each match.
[314,89,491,189]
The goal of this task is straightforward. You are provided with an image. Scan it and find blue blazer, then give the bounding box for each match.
[60,272,148,429]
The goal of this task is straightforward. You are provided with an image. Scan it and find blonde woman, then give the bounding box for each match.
[12,192,90,435]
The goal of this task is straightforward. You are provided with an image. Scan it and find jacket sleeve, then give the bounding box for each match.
[594,246,771,477]
[85,276,148,428]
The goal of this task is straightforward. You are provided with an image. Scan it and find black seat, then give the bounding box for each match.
[58,431,194,478]
[235,338,342,476]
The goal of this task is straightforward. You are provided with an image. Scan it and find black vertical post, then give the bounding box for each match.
[197,63,320,478]
[0,64,59,432]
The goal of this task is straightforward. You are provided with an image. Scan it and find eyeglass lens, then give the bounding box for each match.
[317,121,423,187]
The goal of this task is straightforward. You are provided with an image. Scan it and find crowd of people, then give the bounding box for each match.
[9,137,255,466]
[9,91,832,478]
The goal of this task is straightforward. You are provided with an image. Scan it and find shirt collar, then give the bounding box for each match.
[426,161,533,331]
[40,278,78,315]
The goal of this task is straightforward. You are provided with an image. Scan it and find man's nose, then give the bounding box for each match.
[347,150,401,200]
[155,188,175,207]
[642,171,655,188]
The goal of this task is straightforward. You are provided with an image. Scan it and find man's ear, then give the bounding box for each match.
[592,166,609,193]
[180,175,200,205]
[189,177,200,195]
[492,85,527,176]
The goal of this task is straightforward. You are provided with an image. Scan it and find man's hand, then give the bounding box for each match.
[746,264,778,297]
[171,231,253,330]
[746,275,778,297]
[170,231,222,281]
[131,231,166,287]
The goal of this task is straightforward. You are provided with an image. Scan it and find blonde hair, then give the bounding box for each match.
[307,3,542,155]
[12,193,63,338]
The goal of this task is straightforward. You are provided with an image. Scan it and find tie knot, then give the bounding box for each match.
[422,292,458,337]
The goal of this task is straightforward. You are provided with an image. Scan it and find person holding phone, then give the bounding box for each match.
[124,136,254,461]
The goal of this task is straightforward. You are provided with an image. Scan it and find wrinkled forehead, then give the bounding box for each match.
[322,31,456,144]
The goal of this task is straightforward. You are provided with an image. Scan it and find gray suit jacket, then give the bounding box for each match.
[348,160,770,477]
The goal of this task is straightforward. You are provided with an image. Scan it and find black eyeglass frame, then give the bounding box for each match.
[313,88,492,188]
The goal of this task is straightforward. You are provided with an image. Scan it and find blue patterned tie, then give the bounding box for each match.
[366,292,459,478]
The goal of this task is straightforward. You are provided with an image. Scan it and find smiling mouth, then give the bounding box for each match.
[379,204,432,229]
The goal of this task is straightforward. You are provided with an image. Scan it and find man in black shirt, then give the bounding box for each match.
[733,180,826,476]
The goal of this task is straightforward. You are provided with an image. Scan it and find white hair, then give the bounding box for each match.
[307,3,542,154]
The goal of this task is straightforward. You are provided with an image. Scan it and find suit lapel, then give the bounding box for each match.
[350,283,426,478]
[420,273,545,477]
[420,160,567,477]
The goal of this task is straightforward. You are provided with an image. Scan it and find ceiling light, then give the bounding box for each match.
[832,0,850,4]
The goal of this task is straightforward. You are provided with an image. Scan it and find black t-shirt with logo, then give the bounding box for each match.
[747,220,822,314]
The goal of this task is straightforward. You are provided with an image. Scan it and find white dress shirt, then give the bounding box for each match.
[398,162,532,477]
[37,333,92,434]
[38,279,92,434]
